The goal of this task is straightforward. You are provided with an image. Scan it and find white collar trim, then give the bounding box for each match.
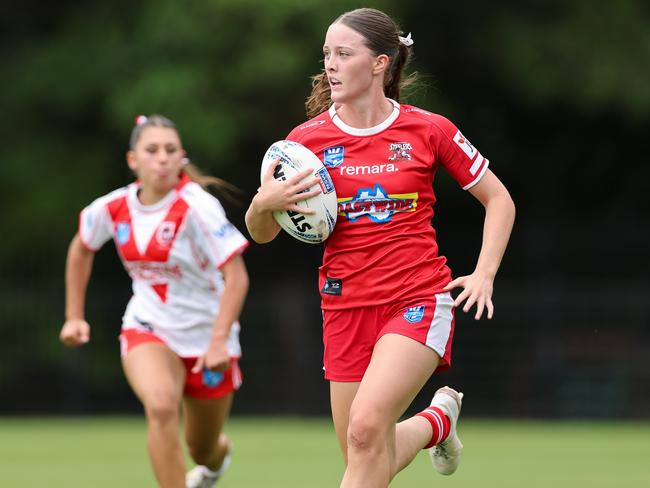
[328,98,400,136]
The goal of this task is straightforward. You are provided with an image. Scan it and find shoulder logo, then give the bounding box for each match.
[116,222,131,245]
[324,145,344,168]
[388,142,412,161]
[300,119,326,130]
[453,130,477,159]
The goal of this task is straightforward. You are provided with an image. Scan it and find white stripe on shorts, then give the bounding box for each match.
[425,292,454,358]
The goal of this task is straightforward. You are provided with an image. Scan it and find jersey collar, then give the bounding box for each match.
[328,98,400,136]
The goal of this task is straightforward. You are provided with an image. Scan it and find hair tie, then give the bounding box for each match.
[181,157,190,167]
[135,115,148,125]
[398,33,414,47]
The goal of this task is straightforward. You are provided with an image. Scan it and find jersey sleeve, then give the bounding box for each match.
[431,116,490,190]
[190,193,249,269]
[78,196,114,251]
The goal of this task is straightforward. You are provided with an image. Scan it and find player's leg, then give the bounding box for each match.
[184,393,233,487]
[122,341,187,488]
[340,333,440,488]
[330,381,360,464]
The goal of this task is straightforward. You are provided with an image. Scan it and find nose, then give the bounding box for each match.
[325,55,336,72]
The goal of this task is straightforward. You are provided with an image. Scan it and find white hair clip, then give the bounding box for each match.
[135,115,148,125]
[398,33,414,47]
[181,157,190,166]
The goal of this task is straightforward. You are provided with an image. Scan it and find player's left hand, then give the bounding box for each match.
[443,271,495,320]
[192,341,230,373]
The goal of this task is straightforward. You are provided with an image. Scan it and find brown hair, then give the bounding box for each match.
[305,8,416,119]
[129,114,242,202]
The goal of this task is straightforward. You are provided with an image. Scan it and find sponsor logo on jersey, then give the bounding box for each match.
[403,305,426,324]
[316,167,335,194]
[338,184,418,223]
[388,142,413,161]
[125,262,183,281]
[156,222,176,247]
[323,146,344,168]
[116,222,131,245]
[322,277,342,296]
[202,369,224,388]
[404,107,432,116]
[453,130,477,159]
[338,163,398,176]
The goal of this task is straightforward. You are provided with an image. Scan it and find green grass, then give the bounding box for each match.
[0,416,649,487]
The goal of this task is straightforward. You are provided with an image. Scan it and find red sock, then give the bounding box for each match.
[415,406,451,449]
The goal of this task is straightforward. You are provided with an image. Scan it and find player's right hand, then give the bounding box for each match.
[59,319,91,347]
[257,159,321,214]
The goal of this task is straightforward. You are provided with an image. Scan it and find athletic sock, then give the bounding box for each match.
[415,406,451,449]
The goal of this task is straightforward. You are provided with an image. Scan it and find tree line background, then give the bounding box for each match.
[1,0,648,418]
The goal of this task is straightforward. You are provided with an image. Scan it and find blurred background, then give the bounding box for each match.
[1,0,648,421]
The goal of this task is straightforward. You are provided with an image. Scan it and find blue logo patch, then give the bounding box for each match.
[202,369,224,388]
[116,222,131,245]
[316,167,335,194]
[403,305,425,324]
[324,146,344,168]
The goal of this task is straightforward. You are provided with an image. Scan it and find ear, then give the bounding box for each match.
[372,54,390,76]
[126,150,138,171]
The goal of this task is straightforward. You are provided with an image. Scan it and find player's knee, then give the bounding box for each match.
[143,392,180,425]
[346,411,384,453]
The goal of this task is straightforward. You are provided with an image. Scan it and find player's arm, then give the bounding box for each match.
[245,159,320,244]
[193,254,249,372]
[59,233,95,346]
[444,170,515,320]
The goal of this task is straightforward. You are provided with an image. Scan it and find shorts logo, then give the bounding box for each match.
[202,369,224,388]
[322,277,342,296]
[116,222,131,245]
[403,305,425,324]
[324,146,344,168]
[156,222,176,247]
[453,130,477,159]
[388,142,412,161]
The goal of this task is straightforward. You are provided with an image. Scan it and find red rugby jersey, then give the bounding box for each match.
[286,99,489,310]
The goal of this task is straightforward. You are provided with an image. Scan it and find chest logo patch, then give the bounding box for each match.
[388,142,413,161]
[323,146,345,168]
[116,222,131,245]
[338,184,417,223]
[156,222,177,247]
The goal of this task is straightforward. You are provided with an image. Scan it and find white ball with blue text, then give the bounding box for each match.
[261,140,337,244]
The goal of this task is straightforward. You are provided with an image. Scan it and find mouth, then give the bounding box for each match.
[329,78,342,88]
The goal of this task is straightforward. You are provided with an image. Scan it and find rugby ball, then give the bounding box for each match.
[260,140,337,244]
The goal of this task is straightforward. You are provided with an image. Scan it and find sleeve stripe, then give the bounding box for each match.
[469,153,484,176]
[462,159,489,190]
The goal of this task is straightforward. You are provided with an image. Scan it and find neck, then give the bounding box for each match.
[335,94,394,129]
[138,186,171,205]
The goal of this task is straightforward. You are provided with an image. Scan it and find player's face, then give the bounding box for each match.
[127,127,185,195]
[323,23,384,104]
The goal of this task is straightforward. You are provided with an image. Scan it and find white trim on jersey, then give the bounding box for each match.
[425,292,454,358]
[329,98,401,136]
[462,159,490,191]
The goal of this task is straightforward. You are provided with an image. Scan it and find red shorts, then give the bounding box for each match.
[322,293,455,382]
[119,328,243,400]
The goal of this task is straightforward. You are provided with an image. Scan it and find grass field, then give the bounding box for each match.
[0,416,648,487]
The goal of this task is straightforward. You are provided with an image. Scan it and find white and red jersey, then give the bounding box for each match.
[78,173,249,357]
[287,99,489,310]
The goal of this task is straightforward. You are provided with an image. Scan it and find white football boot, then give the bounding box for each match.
[429,386,464,475]
[186,446,232,488]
